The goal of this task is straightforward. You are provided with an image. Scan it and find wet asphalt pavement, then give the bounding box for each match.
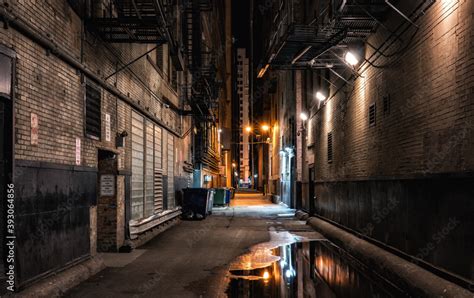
[65,193,314,298]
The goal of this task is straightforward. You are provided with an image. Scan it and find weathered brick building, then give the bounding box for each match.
[256,0,473,286]
[0,0,229,291]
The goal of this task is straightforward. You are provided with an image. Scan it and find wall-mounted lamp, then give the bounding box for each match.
[218,128,222,133]
[316,91,327,101]
[345,51,360,66]
[300,112,308,121]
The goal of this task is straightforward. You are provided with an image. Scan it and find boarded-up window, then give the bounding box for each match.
[156,45,164,71]
[85,83,101,139]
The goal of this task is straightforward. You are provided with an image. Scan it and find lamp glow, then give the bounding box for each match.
[345,51,359,66]
[261,124,270,131]
[300,112,308,121]
[316,91,327,101]
[245,126,252,133]
[262,271,270,280]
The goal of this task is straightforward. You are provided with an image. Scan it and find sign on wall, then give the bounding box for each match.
[105,113,111,142]
[100,174,115,196]
[31,112,38,145]
[75,137,81,165]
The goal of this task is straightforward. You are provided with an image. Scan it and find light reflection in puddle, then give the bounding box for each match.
[226,231,405,297]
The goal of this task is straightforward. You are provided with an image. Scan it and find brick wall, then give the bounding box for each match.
[310,0,474,281]
[0,0,189,285]
[313,0,474,180]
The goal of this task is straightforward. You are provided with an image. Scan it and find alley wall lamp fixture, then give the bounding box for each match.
[316,91,327,101]
[345,51,360,66]
[245,126,252,132]
[300,112,308,121]
[261,124,270,131]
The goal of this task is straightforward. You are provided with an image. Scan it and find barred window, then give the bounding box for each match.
[327,131,333,163]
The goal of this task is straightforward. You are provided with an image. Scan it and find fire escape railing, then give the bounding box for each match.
[86,0,183,70]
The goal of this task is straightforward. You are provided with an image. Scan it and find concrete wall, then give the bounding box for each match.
[310,0,474,281]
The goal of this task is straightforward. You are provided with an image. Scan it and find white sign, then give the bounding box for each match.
[105,113,111,142]
[75,137,81,165]
[100,175,115,196]
[31,113,39,145]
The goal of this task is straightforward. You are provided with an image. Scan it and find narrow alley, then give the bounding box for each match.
[66,192,303,297]
[0,0,473,297]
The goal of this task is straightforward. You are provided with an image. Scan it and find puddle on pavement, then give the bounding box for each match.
[226,230,404,297]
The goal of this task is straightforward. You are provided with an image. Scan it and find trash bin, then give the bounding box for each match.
[224,188,231,205]
[207,189,214,214]
[213,188,226,206]
[182,188,213,219]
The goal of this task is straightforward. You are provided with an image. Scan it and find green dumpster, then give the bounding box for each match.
[213,188,226,206]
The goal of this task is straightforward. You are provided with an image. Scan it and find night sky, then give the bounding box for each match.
[232,0,250,51]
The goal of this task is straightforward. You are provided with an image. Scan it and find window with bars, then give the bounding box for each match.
[369,103,376,127]
[85,83,101,139]
[327,131,333,163]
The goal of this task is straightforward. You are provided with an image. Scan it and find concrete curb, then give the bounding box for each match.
[302,214,472,297]
[16,256,105,297]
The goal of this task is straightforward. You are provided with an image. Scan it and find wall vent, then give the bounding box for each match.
[327,131,333,163]
[369,103,376,127]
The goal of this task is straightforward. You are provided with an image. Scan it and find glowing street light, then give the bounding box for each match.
[345,51,359,66]
[316,91,327,101]
[300,112,308,121]
[218,128,222,133]
[261,124,270,132]
[232,162,236,168]
[245,126,252,133]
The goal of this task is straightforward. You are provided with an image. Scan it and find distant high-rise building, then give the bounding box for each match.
[236,48,250,183]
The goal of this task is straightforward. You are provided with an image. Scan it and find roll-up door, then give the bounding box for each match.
[154,126,163,213]
[144,121,154,217]
[131,111,145,219]
[167,134,175,209]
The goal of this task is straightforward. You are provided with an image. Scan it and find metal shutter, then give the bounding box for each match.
[154,126,164,213]
[131,111,144,219]
[144,121,154,217]
[167,133,175,209]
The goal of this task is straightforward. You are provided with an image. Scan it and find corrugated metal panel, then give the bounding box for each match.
[144,121,154,217]
[167,134,175,209]
[131,111,144,220]
[154,126,163,213]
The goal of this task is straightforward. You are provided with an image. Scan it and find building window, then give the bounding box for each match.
[327,131,333,163]
[369,103,376,127]
[85,83,101,140]
[383,95,390,115]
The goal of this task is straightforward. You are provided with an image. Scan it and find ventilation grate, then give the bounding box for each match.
[369,103,376,127]
[327,131,333,163]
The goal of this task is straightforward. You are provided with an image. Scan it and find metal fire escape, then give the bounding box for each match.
[184,0,221,174]
[259,0,436,93]
[86,0,183,70]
